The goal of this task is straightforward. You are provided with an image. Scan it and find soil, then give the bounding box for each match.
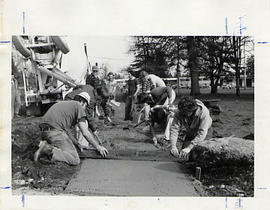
[12,89,254,196]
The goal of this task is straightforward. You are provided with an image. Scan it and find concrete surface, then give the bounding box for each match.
[80,148,176,161]
[65,159,198,196]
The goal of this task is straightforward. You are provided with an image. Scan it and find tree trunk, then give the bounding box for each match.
[211,84,218,95]
[235,65,241,96]
[213,77,220,95]
[232,36,241,96]
[210,75,214,94]
[187,36,200,96]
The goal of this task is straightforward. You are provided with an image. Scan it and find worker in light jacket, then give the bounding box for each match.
[170,96,212,161]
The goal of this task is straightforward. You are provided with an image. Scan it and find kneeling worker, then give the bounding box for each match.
[34,92,108,165]
[170,96,212,161]
[64,85,98,149]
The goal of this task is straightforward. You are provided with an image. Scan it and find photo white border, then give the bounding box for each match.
[1,0,269,209]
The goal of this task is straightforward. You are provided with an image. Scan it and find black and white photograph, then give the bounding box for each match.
[11,35,254,197]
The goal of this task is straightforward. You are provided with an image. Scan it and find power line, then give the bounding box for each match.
[89,56,134,61]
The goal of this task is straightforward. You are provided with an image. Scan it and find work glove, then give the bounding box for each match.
[97,145,109,157]
[179,147,192,161]
[170,145,179,158]
[152,137,158,145]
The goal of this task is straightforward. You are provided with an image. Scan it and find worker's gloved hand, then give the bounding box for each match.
[97,145,109,157]
[93,130,99,136]
[170,146,179,158]
[152,137,158,145]
[179,147,192,161]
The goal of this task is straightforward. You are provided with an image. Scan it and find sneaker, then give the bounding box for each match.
[159,137,171,147]
[34,141,53,162]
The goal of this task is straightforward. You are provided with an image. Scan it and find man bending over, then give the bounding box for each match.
[34,92,108,165]
[170,96,212,161]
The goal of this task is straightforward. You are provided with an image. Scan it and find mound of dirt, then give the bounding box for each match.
[192,137,254,168]
[12,117,80,194]
[189,136,254,197]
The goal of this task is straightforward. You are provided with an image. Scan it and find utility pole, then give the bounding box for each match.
[243,40,246,89]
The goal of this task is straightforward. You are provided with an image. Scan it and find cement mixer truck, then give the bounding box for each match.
[12,35,78,115]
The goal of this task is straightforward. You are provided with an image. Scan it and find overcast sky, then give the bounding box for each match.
[61,36,135,81]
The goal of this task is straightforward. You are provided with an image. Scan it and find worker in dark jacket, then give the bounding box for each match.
[85,66,101,89]
[85,66,114,124]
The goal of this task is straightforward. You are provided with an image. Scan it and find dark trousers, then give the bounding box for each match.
[96,96,111,117]
[125,96,135,120]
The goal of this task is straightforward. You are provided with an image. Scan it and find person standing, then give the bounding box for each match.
[135,71,154,122]
[85,66,101,89]
[124,72,139,121]
[137,71,153,94]
[86,66,113,123]
[34,92,108,165]
[105,72,117,99]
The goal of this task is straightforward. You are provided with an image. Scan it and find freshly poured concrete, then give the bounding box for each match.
[65,159,198,196]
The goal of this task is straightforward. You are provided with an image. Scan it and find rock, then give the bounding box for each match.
[212,130,223,138]
[27,178,34,183]
[192,136,254,168]
[193,180,208,196]
[14,179,26,185]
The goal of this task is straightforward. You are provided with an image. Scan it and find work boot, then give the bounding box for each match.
[34,141,53,162]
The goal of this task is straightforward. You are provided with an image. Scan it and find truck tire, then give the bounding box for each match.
[12,36,31,57]
[50,36,70,54]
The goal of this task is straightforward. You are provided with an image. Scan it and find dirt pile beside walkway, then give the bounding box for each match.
[12,117,80,194]
[190,137,254,197]
[192,137,254,168]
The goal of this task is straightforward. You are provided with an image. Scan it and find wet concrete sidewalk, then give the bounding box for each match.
[65,159,198,196]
